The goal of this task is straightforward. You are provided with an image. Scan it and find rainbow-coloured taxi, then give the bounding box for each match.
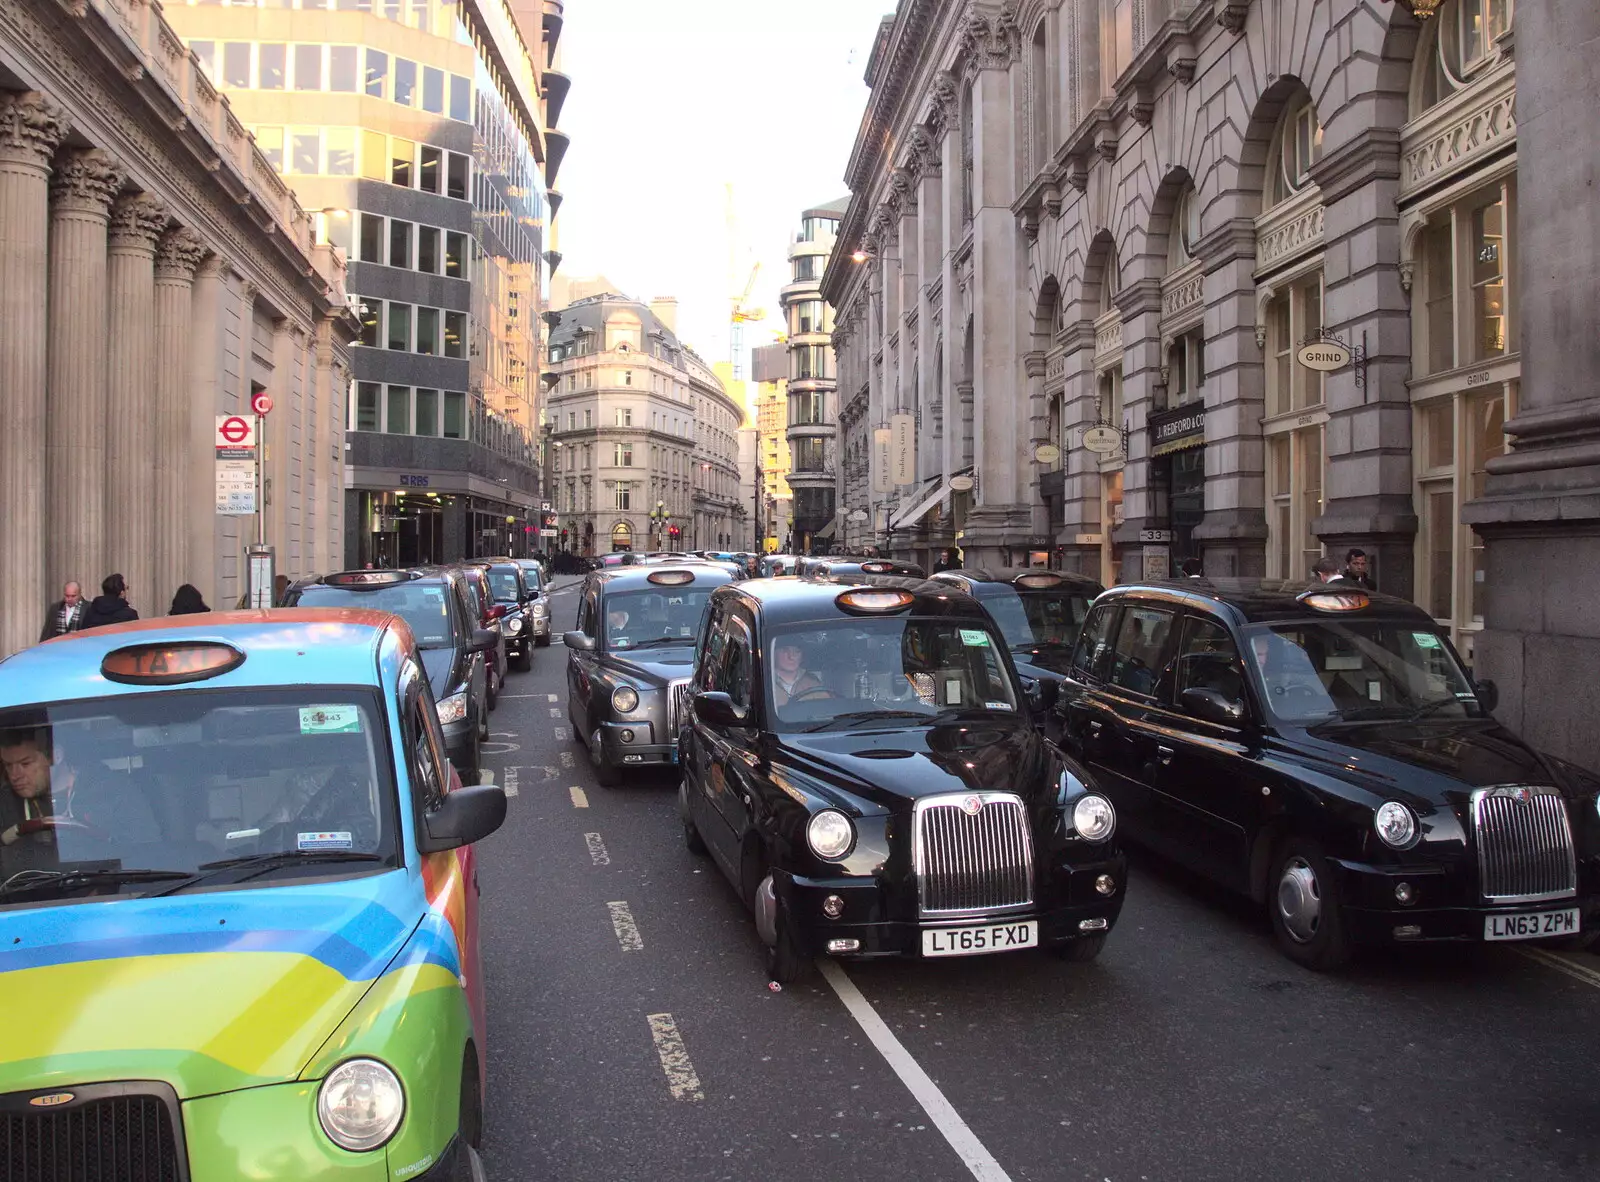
[0,609,505,1180]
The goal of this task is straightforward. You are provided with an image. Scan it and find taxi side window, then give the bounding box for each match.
[722,620,753,713]
[696,601,728,692]
[400,660,448,809]
[1167,616,1245,704]
[576,588,595,637]
[1108,607,1175,697]
[1072,604,1118,682]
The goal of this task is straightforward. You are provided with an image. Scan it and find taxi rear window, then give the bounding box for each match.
[294,583,457,648]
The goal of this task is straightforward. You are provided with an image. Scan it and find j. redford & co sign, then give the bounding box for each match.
[1150,406,1205,456]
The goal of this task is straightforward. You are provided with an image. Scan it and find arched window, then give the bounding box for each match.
[1266,93,1323,208]
[1414,0,1514,113]
[1030,21,1049,173]
[1167,185,1199,272]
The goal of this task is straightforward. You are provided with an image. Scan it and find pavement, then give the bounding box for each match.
[474,574,1600,1182]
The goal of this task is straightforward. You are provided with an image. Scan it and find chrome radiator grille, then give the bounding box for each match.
[1472,786,1578,904]
[667,680,692,739]
[2,1089,184,1182]
[914,793,1034,916]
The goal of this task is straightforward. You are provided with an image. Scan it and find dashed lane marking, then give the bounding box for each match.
[559,749,575,767]
[607,900,643,952]
[548,693,558,703]
[477,770,493,785]
[570,786,589,808]
[549,707,562,718]
[584,832,610,865]
[499,693,544,700]
[502,766,519,798]
[645,1013,703,1102]
[818,959,1013,1182]
[1518,946,1600,990]
[538,765,558,781]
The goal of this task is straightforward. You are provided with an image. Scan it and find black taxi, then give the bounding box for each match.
[564,563,738,786]
[679,576,1126,981]
[1055,579,1600,969]
[800,557,926,580]
[930,568,1104,738]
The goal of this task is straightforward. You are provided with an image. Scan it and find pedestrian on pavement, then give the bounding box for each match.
[273,574,290,606]
[80,573,139,629]
[1179,557,1204,578]
[169,584,210,614]
[39,581,86,641]
[1311,556,1344,583]
[1342,548,1378,591]
[933,548,958,573]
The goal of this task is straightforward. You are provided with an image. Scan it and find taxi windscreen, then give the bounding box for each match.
[293,583,456,648]
[0,690,396,898]
[488,568,524,603]
[764,617,1019,730]
[603,588,715,650]
[981,587,1091,650]
[518,563,544,590]
[1244,620,1482,724]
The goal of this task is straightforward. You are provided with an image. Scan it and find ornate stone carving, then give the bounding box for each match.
[1043,184,1061,217]
[906,126,941,178]
[1062,155,1088,192]
[1398,260,1416,294]
[890,168,916,214]
[1131,84,1154,127]
[1161,266,1205,321]
[109,192,171,250]
[1254,197,1325,273]
[1166,38,1197,84]
[1214,0,1248,34]
[155,226,210,281]
[50,148,125,214]
[926,72,958,142]
[0,91,69,167]
[960,2,1020,73]
[1399,72,1515,199]
[1094,124,1119,162]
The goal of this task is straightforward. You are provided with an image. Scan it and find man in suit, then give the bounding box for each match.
[39,581,86,641]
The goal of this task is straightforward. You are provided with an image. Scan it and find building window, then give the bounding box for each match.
[385,385,410,434]
[1268,94,1323,206]
[443,391,466,439]
[364,48,387,97]
[326,128,355,175]
[622,371,633,387]
[614,443,633,467]
[415,306,439,355]
[293,43,321,90]
[1163,329,1205,411]
[450,74,471,121]
[1461,0,1512,70]
[394,58,417,106]
[584,409,593,429]
[1030,20,1048,172]
[1268,426,1324,581]
[390,138,413,187]
[422,65,445,114]
[259,43,286,90]
[330,44,358,91]
[615,485,631,511]
[1264,274,1325,418]
[388,219,411,269]
[447,152,469,200]
[223,42,250,89]
[616,407,632,427]
[416,225,440,273]
[445,231,466,278]
[1416,179,1515,375]
[793,437,826,472]
[418,145,442,194]
[291,131,318,174]
[414,388,439,436]
[386,302,411,351]
[357,297,379,347]
[793,255,819,282]
[355,381,380,430]
[443,310,466,358]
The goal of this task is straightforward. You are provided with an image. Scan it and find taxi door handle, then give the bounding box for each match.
[1156,745,1174,765]
[1087,720,1103,737]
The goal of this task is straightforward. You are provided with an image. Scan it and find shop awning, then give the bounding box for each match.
[814,519,837,540]
[889,478,949,531]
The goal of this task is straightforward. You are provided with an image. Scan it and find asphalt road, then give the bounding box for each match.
[475,575,1600,1182]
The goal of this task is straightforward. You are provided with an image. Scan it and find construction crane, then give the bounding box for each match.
[730,261,765,381]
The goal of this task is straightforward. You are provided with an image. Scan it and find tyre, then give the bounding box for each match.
[457,1051,485,1181]
[486,667,499,710]
[763,897,810,984]
[513,646,532,673]
[680,782,708,855]
[459,731,482,788]
[591,733,621,788]
[1052,932,1107,962]
[1269,836,1353,971]
[477,701,489,743]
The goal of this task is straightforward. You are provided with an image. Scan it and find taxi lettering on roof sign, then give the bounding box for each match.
[101,642,245,685]
[1298,588,1372,613]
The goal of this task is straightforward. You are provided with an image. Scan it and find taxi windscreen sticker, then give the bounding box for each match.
[985,701,1013,710]
[298,830,354,851]
[1412,631,1443,649]
[300,705,362,734]
[959,629,990,647]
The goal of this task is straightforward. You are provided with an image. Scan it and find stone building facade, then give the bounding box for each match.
[545,292,744,554]
[781,200,846,551]
[824,0,1599,767]
[1,0,355,658]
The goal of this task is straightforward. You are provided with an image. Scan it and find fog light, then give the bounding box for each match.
[1079,917,1108,932]
[821,895,845,919]
[619,729,635,744]
[1095,874,1116,896]
[826,938,860,953]
[1394,881,1415,905]
[1394,924,1423,939]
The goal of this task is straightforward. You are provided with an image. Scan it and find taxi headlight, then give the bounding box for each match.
[317,1058,404,1151]
[532,601,548,617]
[1374,801,1418,849]
[1072,794,1116,843]
[506,617,523,633]
[612,685,640,713]
[807,809,855,861]
[436,691,468,726]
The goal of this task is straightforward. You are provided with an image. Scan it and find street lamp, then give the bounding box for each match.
[649,500,668,549]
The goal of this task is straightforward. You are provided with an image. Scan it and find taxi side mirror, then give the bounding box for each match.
[1022,677,1059,712]
[1474,677,1499,713]
[694,691,747,727]
[470,628,497,653]
[1180,687,1246,727]
[564,631,594,651]
[418,784,507,853]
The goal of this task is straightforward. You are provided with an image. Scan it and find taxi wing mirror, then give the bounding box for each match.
[418,783,507,853]
[564,631,595,651]
[694,691,746,727]
[1180,687,1246,727]
[1021,676,1058,713]
[470,628,497,654]
[1474,677,1499,713]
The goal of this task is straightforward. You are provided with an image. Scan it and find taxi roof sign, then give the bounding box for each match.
[1297,588,1372,613]
[102,642,246,685]
[647,569,696,586]
[860,561,896,574]
[836,589,915,614]
[324,570,418,588]
[1015,572,1064,588]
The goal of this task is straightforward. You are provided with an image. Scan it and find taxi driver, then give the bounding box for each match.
[606,605,630,642]
[0,726,75,854]
[772,640,824,706]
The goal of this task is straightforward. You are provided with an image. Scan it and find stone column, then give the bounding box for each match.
[1463,2,1600,768]
[1111,280,1164,580]
[105,192,170,614]
[153,227,209,603]
[46,147,125,599]
[0,92,69,658]
[187,257,225,603]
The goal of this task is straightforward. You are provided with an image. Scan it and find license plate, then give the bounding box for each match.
[1484,908,1580,941]
[921,920,1038,958]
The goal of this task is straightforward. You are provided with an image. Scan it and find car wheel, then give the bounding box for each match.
[457,1052,485,1181]
[759,883,810,984]
[1270,837,1353,971]
[460,731,482,788]
[680,782,708,855]
[1051,933,1107,963]
[591,732,621,788]
[486,667,499,710]
[513,646,533,672]
[536,634,551,648]
[477,702,489,743]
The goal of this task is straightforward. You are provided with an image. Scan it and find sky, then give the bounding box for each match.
[552,0,891,374]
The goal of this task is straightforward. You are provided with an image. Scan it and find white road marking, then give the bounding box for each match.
[818,960,1013,1182]
[502,766,519,798]
[1518,946,1600,990]
[538,765,558,781]
[607,900,643,952]
[570,786,589,808]
[549,707,561,718]
[547,693,558,703]
[584,832,610,865]
[645,1013,703,1102]
[477,770,494,785]
[499,693,544,700]
[558,749,575,767]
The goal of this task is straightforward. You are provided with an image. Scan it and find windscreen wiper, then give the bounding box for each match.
[0,867,192,900]
[802,710,931,732]
[144,850,388,898]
